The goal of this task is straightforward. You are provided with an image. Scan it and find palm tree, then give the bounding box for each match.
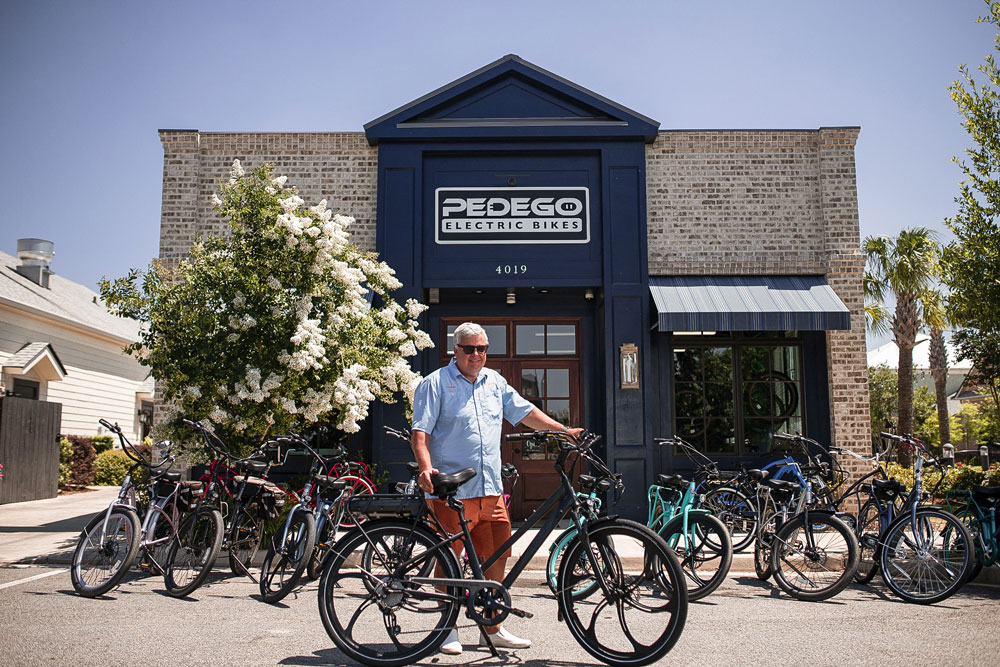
[863,227,940,439]
[923,290,951,448]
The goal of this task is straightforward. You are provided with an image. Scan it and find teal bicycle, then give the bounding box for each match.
[543,472,613,597]
[649,437,732,601]
[945,484,1000,582]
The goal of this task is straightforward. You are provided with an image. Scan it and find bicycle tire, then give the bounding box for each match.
[228,505,264,575]
[306,517,336,581]
[658,513,732,601]
[880,507,974,604]
[318,519,462,667]
[546,527,577,594]
[336,474,375,528]
[142,505,175,575]
[164,508,224,597]
[951,503,986,583]
[769,513,859,602]
[260,510,316,603]
[70,507,141,598]
[701,486,756,553]
[557,519,688,667]
[854,498,881,584]
[754,496,777,581]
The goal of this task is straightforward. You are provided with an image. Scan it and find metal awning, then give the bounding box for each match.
[650,276,851,332]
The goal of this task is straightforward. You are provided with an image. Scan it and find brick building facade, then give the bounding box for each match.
[157,56,870,518]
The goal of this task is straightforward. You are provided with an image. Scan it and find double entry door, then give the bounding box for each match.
[440,318,584,520]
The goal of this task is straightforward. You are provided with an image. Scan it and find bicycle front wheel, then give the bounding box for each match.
[318,520,461,667]
[260,509,316,603]
[70,507,141,597]
[659,513,732,601]
[164,508,223,597]
[880,507,974,604]
[770,513,859,602]
[951,502,986,582]
[557,519,687,667]
[228,505,264,575]
[701,486,756,552]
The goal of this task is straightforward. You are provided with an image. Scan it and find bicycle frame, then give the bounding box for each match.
[946,489,999,567]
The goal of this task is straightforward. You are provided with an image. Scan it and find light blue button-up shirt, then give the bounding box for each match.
[411,358,534,499]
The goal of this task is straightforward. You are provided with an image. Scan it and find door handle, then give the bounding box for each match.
[513,448,521,454]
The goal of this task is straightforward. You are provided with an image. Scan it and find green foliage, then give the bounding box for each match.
[95,450,132,486]
[943,2,1000,425]
[948,401,1000,446]
[99,161,433,456]
[90,435,115,455]
[868,364,898,447]
[886,461,997,500]
[58,438,73,487]
[913,386,939,447]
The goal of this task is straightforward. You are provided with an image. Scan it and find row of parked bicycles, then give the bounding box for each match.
[70,417,999,667]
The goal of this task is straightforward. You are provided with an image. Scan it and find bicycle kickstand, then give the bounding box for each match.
[479,627,499,658]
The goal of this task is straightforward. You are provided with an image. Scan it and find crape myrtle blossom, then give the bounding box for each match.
[100,160,435,453]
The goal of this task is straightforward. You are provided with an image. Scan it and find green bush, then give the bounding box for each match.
[58,438,73,487]
[95,450,132,486]
[886,461,997,500]
[90,435,115,455]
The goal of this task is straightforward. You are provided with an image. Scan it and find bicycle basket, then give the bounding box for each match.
[348,493,423,518]
[257,481,287,520]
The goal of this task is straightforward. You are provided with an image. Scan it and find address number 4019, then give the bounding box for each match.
[495,264,528,275]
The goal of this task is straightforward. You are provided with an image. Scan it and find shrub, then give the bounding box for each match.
[58,438,73,487]
[95,450,132,486]
[886,461,994,500]
[90,435,115,455]
[65,435,96,487]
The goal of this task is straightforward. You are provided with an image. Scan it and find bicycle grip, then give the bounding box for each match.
[504,432,532,442]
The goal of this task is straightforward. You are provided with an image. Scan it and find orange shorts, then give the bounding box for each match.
[428,495,512,563]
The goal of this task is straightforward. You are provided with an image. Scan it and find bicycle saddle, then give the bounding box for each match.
[159,470,181,483]
[763,478,799,494]
[431,468,477,498]
[872,478,906,496]
[746,468,770,482]
[656,474,687,489]
[235,460,270,475]
[405,461,420,475]
[973,485,1000,499]
[313,474,348,493]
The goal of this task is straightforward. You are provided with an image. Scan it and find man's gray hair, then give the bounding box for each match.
[453,322,488,346]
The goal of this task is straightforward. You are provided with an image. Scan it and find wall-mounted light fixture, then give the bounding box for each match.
[584,288,595,301]
[506,288,516,305]
[428,288,440,304]
[620,343,639,389]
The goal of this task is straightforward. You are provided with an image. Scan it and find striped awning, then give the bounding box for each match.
[650,276,851,332]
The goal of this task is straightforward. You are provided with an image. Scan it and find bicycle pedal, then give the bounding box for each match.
[509,608,533,619]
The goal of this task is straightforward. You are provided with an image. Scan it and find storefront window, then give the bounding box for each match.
[516,324,577,355]
[672,335,803,457]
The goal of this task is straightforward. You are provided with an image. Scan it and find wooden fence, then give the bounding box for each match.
[0,396,62,504]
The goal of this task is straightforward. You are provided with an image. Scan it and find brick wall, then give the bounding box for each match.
[158,130,378,261]
[645,127,871,458]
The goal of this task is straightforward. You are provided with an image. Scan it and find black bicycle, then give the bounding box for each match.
[317,430,688,667]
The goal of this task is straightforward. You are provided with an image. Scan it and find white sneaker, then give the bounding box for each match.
[440,627,462,655]
[481,626,531,649]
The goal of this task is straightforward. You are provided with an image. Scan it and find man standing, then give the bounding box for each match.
[410,322,582,655]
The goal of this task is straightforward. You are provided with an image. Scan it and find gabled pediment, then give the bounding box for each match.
[365,54,659,144]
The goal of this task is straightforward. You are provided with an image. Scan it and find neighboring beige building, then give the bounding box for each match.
[0,240,151,443]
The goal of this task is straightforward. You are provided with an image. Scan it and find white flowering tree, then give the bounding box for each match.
[101,161,433,453]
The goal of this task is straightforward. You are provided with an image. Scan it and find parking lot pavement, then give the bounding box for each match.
[0,564,998,667]
[0,487,119,566]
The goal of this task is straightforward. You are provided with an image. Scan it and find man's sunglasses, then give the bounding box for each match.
[458,344,489,355]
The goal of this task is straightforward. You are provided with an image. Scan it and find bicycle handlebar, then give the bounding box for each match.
[97,418,173,470]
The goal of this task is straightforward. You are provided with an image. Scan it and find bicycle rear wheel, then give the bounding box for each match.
[260,510,316,603]
[701,486,756,552]
[880,507,973,604]
[336,474,376,528]
[70,507,141,597]
[306,517,336,581]
[769,513,859,602]
[228,505,264,575]
[318,519,462,667]
[659,513,732,601]
[854,498,881,584]
[754,496,777,581]
[557,519,687,667]
[164,508,223,597]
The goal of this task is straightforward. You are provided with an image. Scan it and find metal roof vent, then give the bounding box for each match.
[16,238,55,288]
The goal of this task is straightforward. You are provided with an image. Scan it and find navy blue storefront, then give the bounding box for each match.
[366,55,660,520]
